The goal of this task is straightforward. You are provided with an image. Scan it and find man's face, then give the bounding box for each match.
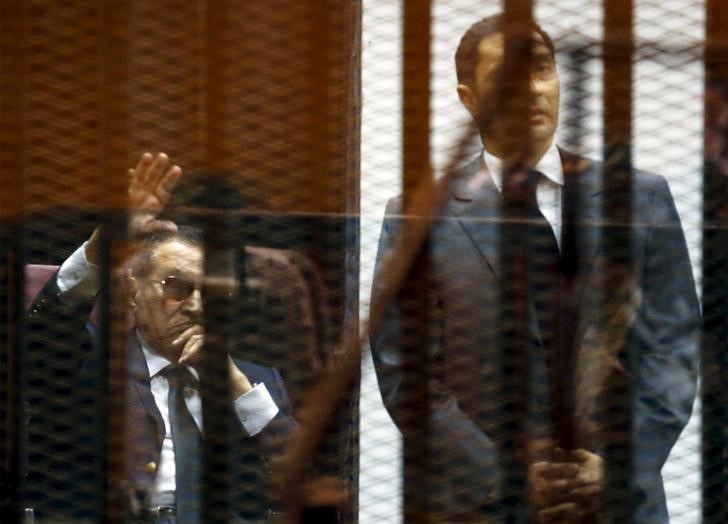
[460,30,560,157]
[132,238,205,361]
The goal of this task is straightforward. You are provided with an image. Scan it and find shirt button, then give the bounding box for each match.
[145,461,157,474]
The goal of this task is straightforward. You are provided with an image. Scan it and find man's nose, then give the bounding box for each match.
[182,288,203,314]
[529,75,544,94]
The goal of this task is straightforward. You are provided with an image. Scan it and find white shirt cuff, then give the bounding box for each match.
[57,242,100,298]
[233,382,279,436]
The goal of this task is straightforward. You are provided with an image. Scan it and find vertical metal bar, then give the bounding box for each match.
[201,2,234,521]
[0,0,26,521]
[499,1,534,518]
[702,2,728,522]
[204,0,229,170]
[307,0,334,217]
[3,242,24,524]
[99,1,130,521]
[556,49,588,454]
[304,12,338,516]
[401,0,432,522]
[305,2,363,522]
[343,3,362,521]
[602,1,635,521]
[200,221,234,524]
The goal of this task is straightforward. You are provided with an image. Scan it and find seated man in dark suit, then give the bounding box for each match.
[24,152,295,522]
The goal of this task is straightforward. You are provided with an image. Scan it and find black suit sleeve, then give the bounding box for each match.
[369,200,502,518]
[230,363,297,520]
[24,271,98,517]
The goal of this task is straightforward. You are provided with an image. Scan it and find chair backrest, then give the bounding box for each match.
[24,246,330,409]
[24,264,60,314]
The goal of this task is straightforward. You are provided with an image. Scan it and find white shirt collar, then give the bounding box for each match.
[482,140,564,192]
[137,330,199,381]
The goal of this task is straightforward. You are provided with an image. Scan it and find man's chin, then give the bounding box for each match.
[530,123,555,141]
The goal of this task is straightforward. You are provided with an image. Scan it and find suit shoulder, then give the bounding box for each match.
[632,168,668,191]
[578,153,671,200]
[383,194,403,217]
[383,155,482,218]
[629,169,676,211]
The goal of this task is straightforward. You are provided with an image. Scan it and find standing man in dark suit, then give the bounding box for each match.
[370,15,700,523]
[25,153,295,522]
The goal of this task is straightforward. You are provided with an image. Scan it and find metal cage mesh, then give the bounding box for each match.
[1,1,725,523]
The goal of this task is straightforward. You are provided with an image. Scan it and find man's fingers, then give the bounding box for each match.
[172,325,204,348]
[569,483,601,500]
[129,215,178,238]
[134,152,154,174]
[128,168,140,192]
[541,478,581,492]
[156,164,182,204]
[179,334,204,366]
[537,502,579,523]
[145,152,169,186]
[537,462,579,480]
[147,218,178,234]
[568,449,592,462]
[157,219,179,233]
[133,152,155,185]
[532,476,583,506]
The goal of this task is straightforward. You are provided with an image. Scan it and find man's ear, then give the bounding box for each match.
[457,83,479,118]
[127,270,139,310]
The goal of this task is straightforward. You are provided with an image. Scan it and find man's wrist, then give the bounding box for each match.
[229,358,253,398]
[84,227,103,267]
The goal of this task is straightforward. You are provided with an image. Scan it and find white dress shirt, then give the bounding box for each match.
[482,142,564,248]
[57,244,280,505]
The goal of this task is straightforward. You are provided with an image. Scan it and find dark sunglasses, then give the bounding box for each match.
[150,276,235,301]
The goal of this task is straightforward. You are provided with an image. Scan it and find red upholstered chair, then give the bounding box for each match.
[24,264,63,313]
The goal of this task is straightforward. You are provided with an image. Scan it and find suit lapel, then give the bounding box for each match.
[451,150,604,269]
[450,156,504,278]
[127,333,165,448]
[449,152,605,342]
[448,153,605,275]
[449,156,547,345]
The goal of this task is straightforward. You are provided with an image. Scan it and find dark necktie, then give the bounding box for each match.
[523,169,561,349]
[165,365,201,524]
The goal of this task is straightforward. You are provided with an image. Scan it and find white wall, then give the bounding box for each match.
[360,1,704,522]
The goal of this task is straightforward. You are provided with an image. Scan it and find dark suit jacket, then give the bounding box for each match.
[370,150,700,523]
[24,272,295,522]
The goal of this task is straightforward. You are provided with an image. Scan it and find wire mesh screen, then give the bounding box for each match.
[1,0,359,522]
[1,0,726,523]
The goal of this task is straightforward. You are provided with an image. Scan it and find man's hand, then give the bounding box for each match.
[84,152,182,266]
[530,455,580,510]
[128,152,181,239]
[174,325,253,399]
[564,449,603,515]
[530,448,604,522]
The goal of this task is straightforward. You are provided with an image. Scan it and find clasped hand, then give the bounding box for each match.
[529,446,604,523]
[173,324,253,399]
